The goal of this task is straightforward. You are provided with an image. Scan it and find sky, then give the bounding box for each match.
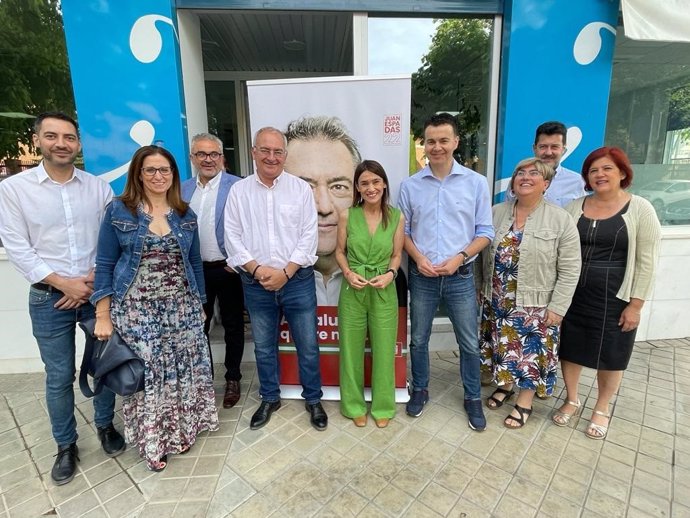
[367,18,437,75]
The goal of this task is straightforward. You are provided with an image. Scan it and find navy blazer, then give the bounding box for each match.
[181,171,240,258]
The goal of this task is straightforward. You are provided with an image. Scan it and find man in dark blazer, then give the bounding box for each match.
[182,133,245,408]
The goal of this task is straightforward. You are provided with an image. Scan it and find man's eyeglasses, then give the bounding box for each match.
[255,147,286,158]
[141,166,173,176]
[192,151,222,160]
[515,169,542,178]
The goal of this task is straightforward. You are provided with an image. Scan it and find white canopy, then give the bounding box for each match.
[622,0,690,42]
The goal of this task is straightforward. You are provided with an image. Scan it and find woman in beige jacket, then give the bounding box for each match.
[479,158,581,428]
[554,147,660,440]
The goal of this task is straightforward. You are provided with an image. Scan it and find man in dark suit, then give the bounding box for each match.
[182,133,244,408]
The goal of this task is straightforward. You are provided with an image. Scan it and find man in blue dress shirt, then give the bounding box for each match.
[506,121,586,207]
[398,113,494,431]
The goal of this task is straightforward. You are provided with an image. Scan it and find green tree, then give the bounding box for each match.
[0,0,74,160]
[411,18,491,168]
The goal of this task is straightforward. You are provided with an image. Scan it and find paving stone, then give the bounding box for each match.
[372,483,415,516]
[629,487,672,518]
[1,341,690,517]
[505,475,548,508]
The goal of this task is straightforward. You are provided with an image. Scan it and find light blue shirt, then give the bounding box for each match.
[398,160,494,264]
[545,165,587,207]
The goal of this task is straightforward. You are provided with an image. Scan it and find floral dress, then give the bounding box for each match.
[479,228,559,397]
[111,232,218,467]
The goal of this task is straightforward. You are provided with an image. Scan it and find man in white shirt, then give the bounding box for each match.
[181,133,244,409]
[284,116,360,305]
[532,121,586,207]
[224,127,327,431]
[0,112,124,486]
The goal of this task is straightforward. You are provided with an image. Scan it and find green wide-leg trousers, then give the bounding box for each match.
[338,284,397,419]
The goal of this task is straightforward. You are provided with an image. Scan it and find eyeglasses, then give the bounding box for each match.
[192,151,221,160]
[515,169,542,178]
[141,166,172,176]
[255,147,286,158]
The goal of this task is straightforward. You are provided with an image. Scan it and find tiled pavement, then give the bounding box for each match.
[1,338,689,517]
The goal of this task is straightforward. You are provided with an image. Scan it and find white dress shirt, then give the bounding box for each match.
[224,171,317,269]
[188,172,225,262]
[0,162,113,283]
[314,269,343,306]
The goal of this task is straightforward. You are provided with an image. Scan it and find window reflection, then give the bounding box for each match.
[368,17,494,176]
[606,28,690,225]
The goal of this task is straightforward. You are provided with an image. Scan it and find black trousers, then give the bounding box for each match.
[202,262,245,381]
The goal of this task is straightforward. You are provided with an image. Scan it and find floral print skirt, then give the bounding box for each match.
[479,229,559,396]
[111,233,218,468]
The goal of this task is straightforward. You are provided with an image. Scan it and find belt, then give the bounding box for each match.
[31,282,64,294]
[457,262,473,275]
[203,260,227,269]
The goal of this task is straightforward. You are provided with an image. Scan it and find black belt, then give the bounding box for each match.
[203,260,227,269]
[457,262,473,275]
[31,282,64,294]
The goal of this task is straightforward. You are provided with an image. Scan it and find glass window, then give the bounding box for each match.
[368,17,494,176]
[605,27,690,226]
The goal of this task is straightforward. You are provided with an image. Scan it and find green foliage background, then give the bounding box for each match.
[0,0,74,159]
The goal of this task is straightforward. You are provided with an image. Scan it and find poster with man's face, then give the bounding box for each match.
[247,76,411,307]
[246,76,411,398]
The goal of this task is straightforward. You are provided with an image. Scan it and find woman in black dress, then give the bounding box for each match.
[553,147,660,439]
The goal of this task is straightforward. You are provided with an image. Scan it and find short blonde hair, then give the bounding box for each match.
[509,158,554,192]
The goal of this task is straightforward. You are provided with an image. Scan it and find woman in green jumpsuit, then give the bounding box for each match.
[335,160,405,428]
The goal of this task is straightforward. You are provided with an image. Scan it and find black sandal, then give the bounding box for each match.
[486,387,515,409]
[504,404,532,429]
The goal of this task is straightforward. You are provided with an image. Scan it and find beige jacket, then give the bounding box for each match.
[479,199,581,316]
[564,194,660,302]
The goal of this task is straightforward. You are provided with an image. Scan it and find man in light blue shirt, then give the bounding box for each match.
[398,113,494,431]
[505,122,586,207]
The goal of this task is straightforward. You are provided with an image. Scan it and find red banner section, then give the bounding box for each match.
[278,306,407,388]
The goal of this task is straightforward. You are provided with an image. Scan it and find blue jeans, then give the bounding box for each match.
[408,261,481,400]
[240,267,322,404]
[29,287,116,447]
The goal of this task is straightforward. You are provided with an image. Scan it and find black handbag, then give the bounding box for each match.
[78,318,145,397]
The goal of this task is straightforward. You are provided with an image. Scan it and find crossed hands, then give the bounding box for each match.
[54,271,95,310]
[254,266,289,292]
[416,255,465,277]
[345,270,393,290]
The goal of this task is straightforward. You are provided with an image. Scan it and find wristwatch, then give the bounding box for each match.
[459,251,469,264]
[386,268,398,279]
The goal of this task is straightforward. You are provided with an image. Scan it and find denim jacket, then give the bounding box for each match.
[91,199,206,304]
[478,199,581,316]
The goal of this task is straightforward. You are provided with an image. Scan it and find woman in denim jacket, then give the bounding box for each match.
[91,145,218,471]
[479,158,581,428]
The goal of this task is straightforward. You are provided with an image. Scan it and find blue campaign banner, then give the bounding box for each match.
[62,1,189,193]
[497,0,619,200]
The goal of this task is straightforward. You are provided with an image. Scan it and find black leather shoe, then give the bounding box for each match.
[97,424,126,457]
[306,402,328,431]
[51,443,79,485]
[250,400,281,430]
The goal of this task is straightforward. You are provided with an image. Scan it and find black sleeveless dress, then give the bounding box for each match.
[560,201,636,370]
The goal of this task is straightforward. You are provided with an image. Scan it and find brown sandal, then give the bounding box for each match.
[504,404,532,429]
[486,387,515,409]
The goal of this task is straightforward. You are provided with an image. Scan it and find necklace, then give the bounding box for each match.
[513,201,539,230]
